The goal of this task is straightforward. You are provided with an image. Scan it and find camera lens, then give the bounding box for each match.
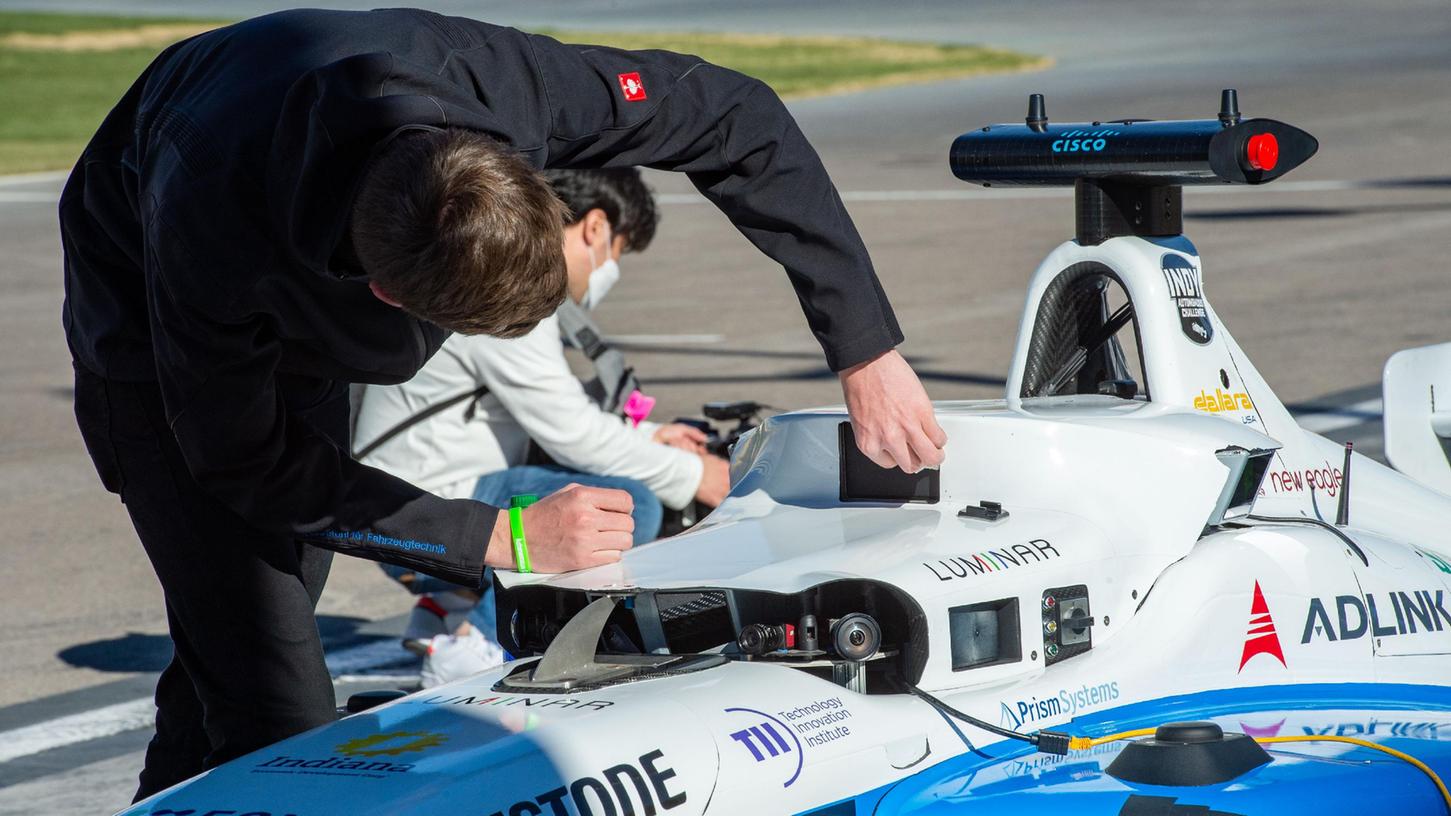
[830,613,881,661]
[738,623,790,655]
[510,610,562,651]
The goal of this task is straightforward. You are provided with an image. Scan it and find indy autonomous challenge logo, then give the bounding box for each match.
[1160,254,1213,345]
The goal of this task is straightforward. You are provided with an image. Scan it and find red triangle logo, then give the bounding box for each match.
[1238,580,1287,672]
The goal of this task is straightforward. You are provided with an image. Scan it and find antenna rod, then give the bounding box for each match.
[1218,88,1241,127]
[1335,442,1353,526]
[1026,93,1048,132]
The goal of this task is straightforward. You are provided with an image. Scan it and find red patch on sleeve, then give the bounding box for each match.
[617,72,647,102]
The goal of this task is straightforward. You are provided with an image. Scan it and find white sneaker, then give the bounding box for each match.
[420,627,506,688]
[402,593,477,655]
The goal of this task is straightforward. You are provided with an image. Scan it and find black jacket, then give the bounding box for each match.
[60,8,902,587]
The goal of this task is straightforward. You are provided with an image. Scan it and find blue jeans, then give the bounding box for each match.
[380,466,662,639]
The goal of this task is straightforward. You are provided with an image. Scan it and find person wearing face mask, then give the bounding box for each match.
[352,168,730,683]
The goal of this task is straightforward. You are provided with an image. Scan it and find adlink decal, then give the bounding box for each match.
[484,749,687,816]
[999,681,1120,729]
[1302,719,1451,739]
[924,539,1059,582]
[1301,590,1451,643]
[1160,253,1213,345]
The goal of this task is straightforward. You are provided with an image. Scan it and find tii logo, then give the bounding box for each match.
[723,707,803,788]
[1239,581,1287,672]
[731,721,793,761]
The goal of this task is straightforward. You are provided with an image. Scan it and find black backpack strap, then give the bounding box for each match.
[555,299,641,415]
[352,384,490,460]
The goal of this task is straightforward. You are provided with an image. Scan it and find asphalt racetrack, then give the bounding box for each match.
[0,0,1447,812]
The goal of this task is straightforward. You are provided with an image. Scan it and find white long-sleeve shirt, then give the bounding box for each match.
[353,314,704,509]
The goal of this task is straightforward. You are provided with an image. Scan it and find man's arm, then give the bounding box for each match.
[143,210,629,582]
[465,325,705,511]
[516,35,947,470]
[522,36,894,371]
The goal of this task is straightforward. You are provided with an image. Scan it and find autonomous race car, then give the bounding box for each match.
[121,91,1451,816]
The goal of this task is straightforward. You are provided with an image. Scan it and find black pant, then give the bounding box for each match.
[73,364,343,801]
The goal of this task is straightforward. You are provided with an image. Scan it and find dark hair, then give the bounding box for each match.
[542,168,659,253]
[351,128,568,337]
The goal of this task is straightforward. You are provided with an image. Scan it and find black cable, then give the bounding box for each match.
[906,684,1070,753]
[1245,514,1370,566]
[908,684,1031,743]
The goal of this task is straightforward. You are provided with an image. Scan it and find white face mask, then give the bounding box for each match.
[581,227,621,311]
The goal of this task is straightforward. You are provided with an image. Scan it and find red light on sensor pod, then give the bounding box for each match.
[1246,133,1279,171]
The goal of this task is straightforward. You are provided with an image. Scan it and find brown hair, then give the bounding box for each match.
[351,128,567,337]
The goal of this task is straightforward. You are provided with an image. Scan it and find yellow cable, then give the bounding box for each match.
[1257,735,1451,812]
[1067,727,1156,750]
[1063,729,1451,813]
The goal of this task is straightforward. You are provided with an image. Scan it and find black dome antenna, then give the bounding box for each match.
[1026,93,1048,132]
[1218,89,1241,127]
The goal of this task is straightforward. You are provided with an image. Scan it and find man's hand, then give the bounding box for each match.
[486,484,634,573]
[694,454,731,507]
[653,423,708,453]
[839,349,947,473]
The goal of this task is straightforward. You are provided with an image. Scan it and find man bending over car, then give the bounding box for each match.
[61,8,946,800]
[355,168,729,540]
[355,168,732,684]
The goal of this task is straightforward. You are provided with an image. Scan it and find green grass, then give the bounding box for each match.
[537,30,1047,99]
[0,12,1047,175]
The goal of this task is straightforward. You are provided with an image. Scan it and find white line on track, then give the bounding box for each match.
[0,698,157,765]
[0,639,415,766]
[0,192,61,203]
[1292,398,1384,434]
[0,170,69,187]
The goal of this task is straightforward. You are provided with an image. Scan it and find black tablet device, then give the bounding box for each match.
[838,422,940,504]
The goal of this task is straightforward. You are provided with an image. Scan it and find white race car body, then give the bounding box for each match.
[118,106,1451,816]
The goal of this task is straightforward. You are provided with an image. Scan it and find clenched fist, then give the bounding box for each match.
[486,483,635,573]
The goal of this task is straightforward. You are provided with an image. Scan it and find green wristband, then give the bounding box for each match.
[509,494,538,573]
